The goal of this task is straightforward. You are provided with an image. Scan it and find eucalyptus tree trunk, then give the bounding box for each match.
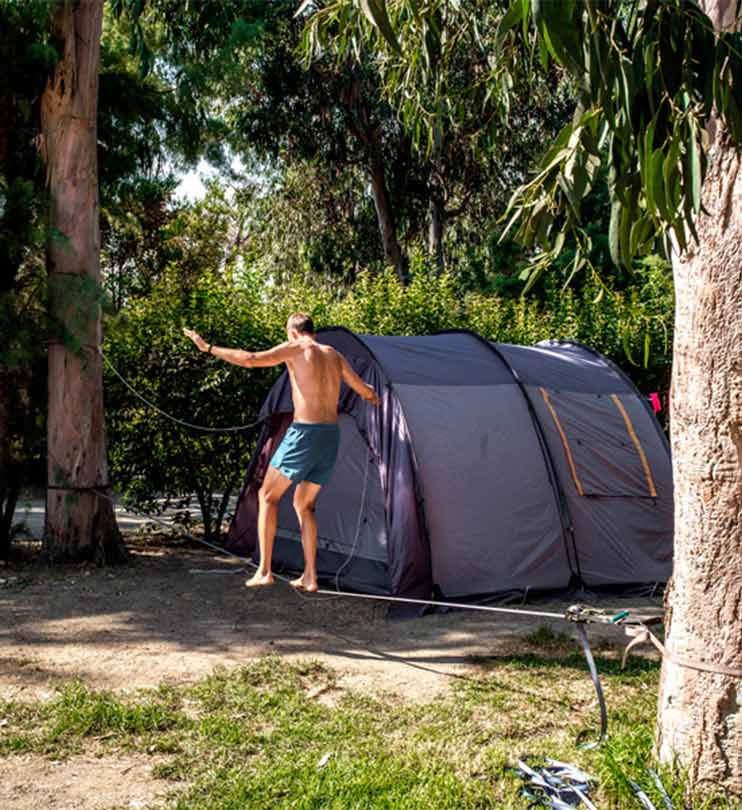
[38,0,125,563]
[656,0,742,784]
[659,144,742,791]
[658,125,742,795]
[368,146,408,284]
[427,121,446,274]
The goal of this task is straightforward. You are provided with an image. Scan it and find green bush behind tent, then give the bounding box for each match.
[103,254,673,538]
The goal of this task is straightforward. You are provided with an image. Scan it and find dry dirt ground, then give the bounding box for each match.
[0,751,180,810]
[0,538,663,809]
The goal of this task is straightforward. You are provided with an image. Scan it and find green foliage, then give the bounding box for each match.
[104,252,672,530]
[104,266,281,538]
[118,0,577,283]
[302,0,742,290]
[333,253,463,334]
[502,1,742,284]
[492,0,742,287]
[0,2,207,555]
[0,0,58,554]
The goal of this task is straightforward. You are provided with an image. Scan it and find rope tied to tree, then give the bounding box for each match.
[622,625,742,679]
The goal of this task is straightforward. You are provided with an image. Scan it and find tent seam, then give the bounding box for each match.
[432,328,583,586]
[610,394,658,498]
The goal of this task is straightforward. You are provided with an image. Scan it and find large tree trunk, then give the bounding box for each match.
[657,129,742,790]
[656,0,742,790]
[38,0,125,564]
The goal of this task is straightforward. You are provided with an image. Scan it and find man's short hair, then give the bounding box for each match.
[287,312,315,335]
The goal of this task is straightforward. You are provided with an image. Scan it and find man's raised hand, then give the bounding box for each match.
[183,327,208,352]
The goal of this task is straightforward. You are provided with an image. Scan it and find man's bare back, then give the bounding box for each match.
[286,338,352,423]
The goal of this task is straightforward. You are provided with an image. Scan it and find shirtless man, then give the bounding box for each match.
[183,313,379,592]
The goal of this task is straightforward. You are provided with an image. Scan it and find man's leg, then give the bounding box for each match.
[291,480,322,592]
[246,465,293,588]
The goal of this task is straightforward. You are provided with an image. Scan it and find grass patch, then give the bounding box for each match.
[0,680,188,757]
[1,650,738,809]
[523,623,574,649]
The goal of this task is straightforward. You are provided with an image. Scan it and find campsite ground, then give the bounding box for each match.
[0,536,664,700]
[1,531,672,809]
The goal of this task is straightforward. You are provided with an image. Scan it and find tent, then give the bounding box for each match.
[226,328,673,600]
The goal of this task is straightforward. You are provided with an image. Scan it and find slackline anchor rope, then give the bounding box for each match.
[574,623,608,748]
[100,350,263,433]
[622,625,742,679]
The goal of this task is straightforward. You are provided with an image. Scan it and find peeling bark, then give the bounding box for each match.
[39,0,125,564]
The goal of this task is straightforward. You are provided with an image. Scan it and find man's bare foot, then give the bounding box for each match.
[245,571,274,588]
[290,575,318,593]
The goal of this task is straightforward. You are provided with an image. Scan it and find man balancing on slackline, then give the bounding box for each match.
[183,314,380,592]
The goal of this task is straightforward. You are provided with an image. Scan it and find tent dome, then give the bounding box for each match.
[226,328,672,599]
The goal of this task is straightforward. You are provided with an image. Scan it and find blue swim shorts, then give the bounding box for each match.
[270,421,340,486]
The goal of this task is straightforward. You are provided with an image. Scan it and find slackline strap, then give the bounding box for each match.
[628,778,661,810]
[623,625,742,679]
[648,768,675,810]
[574,623,608,748]
[514,757,598,810]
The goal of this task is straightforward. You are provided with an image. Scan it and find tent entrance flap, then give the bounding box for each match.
[269,414,392,593]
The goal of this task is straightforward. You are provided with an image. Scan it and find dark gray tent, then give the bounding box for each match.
[226,328,673,600]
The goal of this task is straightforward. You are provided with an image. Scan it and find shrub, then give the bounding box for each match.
[104,258,673,529]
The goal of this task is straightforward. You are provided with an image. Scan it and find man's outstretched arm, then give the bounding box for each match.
[339,354,380,406]
[183,328,301,368]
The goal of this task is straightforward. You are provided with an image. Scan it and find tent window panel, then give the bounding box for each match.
[538,389,660,498]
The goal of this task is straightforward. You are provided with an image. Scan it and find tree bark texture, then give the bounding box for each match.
[368,146,408,284]
[657,129,742,791]
[427,121,446,273]
[38,0,125,564]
